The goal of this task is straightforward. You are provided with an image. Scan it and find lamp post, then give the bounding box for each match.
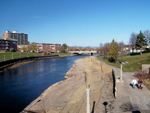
[4,55,5,60]
[120,62,123,82]
[12,54,13,59]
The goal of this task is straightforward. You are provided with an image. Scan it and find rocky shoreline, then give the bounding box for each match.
[22,56,113,113]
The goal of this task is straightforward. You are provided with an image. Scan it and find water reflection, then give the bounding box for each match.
[0,55,93,113]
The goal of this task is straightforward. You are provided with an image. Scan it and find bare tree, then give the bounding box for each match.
[99,43,104,55]
[97,47,101,53]
[103,43,110,57]
[129,32,137,52]
[143,30,150,45]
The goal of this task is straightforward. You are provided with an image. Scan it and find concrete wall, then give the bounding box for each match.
[0,55,59,71]
[142,64,150,73]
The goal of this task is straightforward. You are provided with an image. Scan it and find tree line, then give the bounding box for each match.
[98,30,150,62]
[129,30,150,55]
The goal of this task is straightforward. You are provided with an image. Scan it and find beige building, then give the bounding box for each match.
[2,31,28,45]
[17,45,28,52]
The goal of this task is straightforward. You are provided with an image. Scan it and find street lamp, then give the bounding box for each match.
[120,62,123,82]
[12,54,13,59]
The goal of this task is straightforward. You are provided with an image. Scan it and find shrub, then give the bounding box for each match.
[130,52,140,56]
[108,57,115,62]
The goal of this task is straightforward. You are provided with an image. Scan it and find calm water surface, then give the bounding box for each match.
[0,55,91,113]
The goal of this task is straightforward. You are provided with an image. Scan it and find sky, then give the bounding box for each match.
[0,0,150,47]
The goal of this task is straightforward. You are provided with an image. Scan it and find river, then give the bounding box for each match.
[0,54,94,113]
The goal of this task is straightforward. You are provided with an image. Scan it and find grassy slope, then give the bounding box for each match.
[96,53,150,90]
[96,53,150,72]
[0,52,42,61]
[0,52,71,61]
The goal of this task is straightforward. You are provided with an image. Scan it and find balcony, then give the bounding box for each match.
[5,47,9,49]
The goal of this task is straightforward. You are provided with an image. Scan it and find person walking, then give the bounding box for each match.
[132,78,137,89]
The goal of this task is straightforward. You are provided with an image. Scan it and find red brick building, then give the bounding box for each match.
[0,37,18,52]
[37,43,61,52]
[2,31,11,38]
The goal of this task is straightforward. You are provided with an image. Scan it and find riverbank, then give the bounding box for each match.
[21,55,150,113]
[0,55,60,71]
[8,55,72,70]
[22,56,113,113]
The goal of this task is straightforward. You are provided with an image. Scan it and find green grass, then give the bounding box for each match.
[0,52,42,61]
[96,55,121,68]
[0,52,71,61]
[96,53,150,72]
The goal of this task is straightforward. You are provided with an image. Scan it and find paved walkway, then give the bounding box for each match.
[94,57,150,112]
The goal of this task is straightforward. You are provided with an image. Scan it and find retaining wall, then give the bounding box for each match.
[0,55,59,71]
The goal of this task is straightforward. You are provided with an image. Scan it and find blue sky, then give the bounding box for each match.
[0,0,150,47]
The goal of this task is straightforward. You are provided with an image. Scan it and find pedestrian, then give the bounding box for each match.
[138,77,143,89]
[132,78,137,89]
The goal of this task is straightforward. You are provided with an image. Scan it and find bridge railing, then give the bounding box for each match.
[68,51,97,54]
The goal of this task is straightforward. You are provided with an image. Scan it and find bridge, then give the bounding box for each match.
[68,51,97,55]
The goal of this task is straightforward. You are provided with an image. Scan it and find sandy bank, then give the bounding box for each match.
[23,56,113,113]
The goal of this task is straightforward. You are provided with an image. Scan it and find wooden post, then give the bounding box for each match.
[86,85,90,113]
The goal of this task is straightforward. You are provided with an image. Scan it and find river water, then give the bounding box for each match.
[0,55,93,113]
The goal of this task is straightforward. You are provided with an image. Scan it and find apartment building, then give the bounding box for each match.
[2,31,28,45]
[0,37,17,51]
[17,45,28,52]
[37,43,61,52]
